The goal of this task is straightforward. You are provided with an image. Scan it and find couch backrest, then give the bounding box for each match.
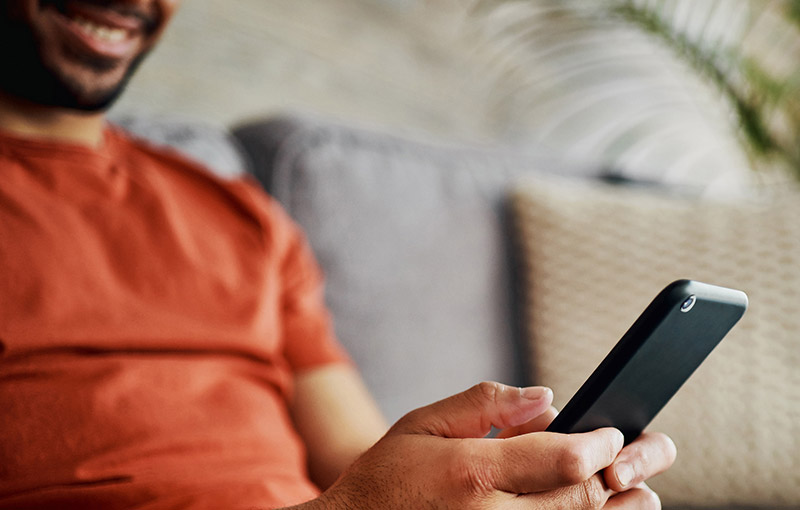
[234,114,605,421]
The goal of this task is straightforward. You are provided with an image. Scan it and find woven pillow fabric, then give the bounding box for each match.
[510,176,800,508]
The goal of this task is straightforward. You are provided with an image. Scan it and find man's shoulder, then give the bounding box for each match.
[108,124,296,237]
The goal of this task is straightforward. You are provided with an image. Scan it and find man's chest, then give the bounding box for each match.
[0,166,282,360]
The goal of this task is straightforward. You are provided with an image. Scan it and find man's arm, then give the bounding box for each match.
[291,364,389,489]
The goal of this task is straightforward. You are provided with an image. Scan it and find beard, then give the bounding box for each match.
[0,5,148,112]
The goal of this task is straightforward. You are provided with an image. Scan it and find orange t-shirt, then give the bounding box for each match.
[0,126,349,510]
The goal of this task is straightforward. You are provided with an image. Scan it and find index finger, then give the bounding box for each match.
[480,427,624,494]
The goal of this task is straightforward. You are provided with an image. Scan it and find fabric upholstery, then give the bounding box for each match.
[235,116,602,421]
[510,176,800,508]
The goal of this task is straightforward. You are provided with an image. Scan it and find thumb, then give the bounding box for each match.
[392,382,553,438]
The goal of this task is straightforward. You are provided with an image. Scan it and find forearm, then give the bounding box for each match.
[291,364,388,489]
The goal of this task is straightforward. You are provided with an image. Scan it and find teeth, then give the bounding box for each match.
[73,16,128,43]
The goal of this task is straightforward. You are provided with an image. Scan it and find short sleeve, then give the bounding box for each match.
[278,211,351,372]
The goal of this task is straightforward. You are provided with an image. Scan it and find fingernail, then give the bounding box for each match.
[616,462,635,488]
[520,386,552,400]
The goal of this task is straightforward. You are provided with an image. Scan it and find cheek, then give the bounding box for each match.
[7,2,60,54]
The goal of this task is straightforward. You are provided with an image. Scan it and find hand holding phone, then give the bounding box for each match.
[546,280,747,444]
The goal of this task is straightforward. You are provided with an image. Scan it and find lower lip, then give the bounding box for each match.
[47,8,141,61]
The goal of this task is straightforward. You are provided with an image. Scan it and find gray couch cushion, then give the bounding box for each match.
[235,115,602,421]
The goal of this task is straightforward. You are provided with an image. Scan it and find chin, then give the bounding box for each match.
[51,52,149,111]
[0,47,145,112]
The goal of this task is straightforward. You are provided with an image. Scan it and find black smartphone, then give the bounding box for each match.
[545,279,748,444]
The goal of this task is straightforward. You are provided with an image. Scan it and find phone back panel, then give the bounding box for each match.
[546,280,747,444]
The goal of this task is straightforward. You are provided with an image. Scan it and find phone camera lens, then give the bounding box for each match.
[680,295,696,313]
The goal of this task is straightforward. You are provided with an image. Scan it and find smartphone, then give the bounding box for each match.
[545,279,748,444]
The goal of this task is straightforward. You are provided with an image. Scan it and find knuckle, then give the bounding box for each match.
[577,476,606,510]
[473,381,502,403]
[633,432,678,477]
[449,441,497,497]
[632,446,650,474]
[556,442,594,484]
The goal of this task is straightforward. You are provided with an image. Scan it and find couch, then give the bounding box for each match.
[116,113,800,510]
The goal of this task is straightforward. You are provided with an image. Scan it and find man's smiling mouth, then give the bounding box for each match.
[38,0,160,62]
[41,0,158,37]
[73,15,130,43]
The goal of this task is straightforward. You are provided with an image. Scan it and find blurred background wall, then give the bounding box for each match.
[112,0,482,139]
[112,0,800,188]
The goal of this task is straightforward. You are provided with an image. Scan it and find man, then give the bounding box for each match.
[0,1,676,509]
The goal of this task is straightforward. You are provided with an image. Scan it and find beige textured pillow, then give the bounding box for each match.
[510,177,800,508]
